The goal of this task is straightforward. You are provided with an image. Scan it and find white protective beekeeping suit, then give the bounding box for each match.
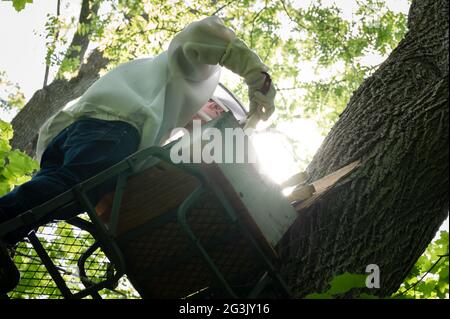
[36,16,276,162]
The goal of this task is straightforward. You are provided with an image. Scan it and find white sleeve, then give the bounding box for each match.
[167,16,236,82]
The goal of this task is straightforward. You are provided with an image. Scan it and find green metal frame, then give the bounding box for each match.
[1,143,291,299]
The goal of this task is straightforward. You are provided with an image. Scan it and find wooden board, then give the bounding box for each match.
[293,160,361,211]
[96,161,200,235]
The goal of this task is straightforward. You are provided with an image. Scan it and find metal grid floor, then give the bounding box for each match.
[8,216,139,299]
[120,192,266,298]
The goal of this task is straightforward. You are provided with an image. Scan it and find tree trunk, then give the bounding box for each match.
[278,0,449,297]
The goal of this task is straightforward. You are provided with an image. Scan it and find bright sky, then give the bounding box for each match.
[0,1,57,102]
[0,1,81,113]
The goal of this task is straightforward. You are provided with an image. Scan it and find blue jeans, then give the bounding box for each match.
[0,118,140,242]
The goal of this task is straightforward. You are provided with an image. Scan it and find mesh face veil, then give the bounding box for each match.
[192,99,226,123]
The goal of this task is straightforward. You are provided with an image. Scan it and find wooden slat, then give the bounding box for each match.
[311,160,360,194]
[286,184,315,202]
[293,160,361,211]
[96,163,200,235]
[280,171,308,189]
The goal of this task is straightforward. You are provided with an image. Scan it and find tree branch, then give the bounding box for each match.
[56,0,100,77]
[249,4,267,48]
[43,0,61,87]
[211,0,237,16]
[280,0,307,29]
[277,86,303,91]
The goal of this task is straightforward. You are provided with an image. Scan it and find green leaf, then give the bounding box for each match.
[0,120,13,141]
[327,272,367,295]
[304,272,368,299]
[0,181,10,196]
[12,0,33,12]
[5,150,38,176]
[438,266,449,282]
[420,281,437,296]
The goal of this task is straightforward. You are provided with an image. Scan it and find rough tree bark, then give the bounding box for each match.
[278,0,449,297]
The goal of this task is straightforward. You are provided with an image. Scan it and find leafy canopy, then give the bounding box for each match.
[0,120,38,197]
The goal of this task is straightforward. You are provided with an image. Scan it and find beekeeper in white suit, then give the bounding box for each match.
[0,16,276,250]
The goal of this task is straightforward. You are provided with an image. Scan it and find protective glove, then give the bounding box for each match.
[220,38,276,121]
[247,72,276,121]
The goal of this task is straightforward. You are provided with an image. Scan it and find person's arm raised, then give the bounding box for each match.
[168,16,276,121]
